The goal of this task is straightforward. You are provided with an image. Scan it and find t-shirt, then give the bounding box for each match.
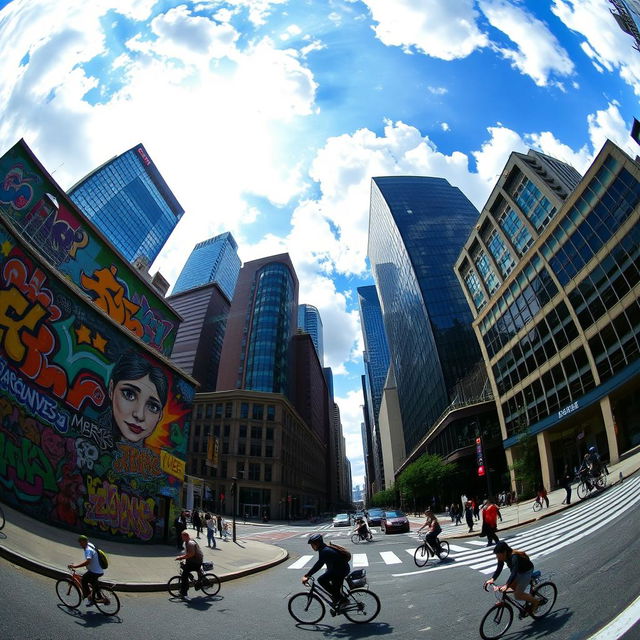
[185,539,203,563]
[84,542,104,575]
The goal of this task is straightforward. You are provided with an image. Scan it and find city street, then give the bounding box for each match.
[1,475,639,639]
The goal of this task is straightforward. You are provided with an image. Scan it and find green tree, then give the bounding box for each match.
[370,486,396,508]
[396,453,457,509]
[509,424,540,500]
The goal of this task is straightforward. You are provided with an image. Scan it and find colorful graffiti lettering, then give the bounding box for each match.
[4,257,61,320]
[134,294,174,352]
[85,476,155,541]
[81,265,144,338]
[0,164,37,210]
[0,427,58,500]
[70,413,113,450]
[113,442,162,478]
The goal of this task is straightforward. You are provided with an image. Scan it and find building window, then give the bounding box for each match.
[464,268,486,310]
[265,444,273,458]
[240,402,249,418]
[239,424,247,438]
[252,404,264,420]
[225,402,232,418]
[251,426,262,439]
[487,229,515,277]
[473,249,500,294]
[264,464,272,482]
[215,403,223,418]
[238,441,246,455]
[249,463,260,481]
[266,405,275,421]
[266,427,274,440]
[250,442,262,456]
[205,404,213,419]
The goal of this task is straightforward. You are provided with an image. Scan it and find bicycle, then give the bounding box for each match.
[576,472,607,500]
[288,572,380,624]
[167,561,221,598]
[413,532,450,567]
[532,497,549,512]
[55,568,121,616]
[479,570,557,639]
[350,530,373,544]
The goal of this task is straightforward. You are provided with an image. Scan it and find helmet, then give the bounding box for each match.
[308,534,323,545]
[589,446,596,453]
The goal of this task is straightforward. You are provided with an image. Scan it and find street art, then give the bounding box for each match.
[0,218,194,542]
[0,140,179,356]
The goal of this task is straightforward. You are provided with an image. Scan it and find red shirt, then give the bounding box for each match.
[483,504,499,528]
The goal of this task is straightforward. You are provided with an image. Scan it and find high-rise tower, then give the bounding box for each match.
[297,304,324,365]
[68,143,184,264]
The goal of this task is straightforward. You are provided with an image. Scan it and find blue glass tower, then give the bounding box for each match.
[68,144,184,264]
[297,304,324,365]
[368,176,482,453]
[172,232,241,299]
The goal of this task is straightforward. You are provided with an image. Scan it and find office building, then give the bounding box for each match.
[455,141,640,492]
[68,143,184,264]
[368,176,482,454]
[610,0,640,51]
[172,232,241,299]
[297,304,324,365]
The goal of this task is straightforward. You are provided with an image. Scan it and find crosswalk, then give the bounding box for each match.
[284,474,640,578]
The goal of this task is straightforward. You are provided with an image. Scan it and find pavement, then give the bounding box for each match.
[1,446,639,592]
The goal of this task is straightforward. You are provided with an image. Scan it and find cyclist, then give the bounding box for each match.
[484,541,542,615]
[67,535,105,607]
[416,507,443,557]
[578,446,602,489]
[352,517,371,541]
[302,534,350,608]
[175,529,203,599]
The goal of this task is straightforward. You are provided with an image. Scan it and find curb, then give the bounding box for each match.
[0,544,289,593]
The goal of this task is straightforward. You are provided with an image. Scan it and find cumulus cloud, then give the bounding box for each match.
[428,86,448,95]
[479,0,575,87]
[335,388,367,482]
[362,0,489,60]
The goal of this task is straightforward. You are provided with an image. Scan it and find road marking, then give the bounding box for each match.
[466,540,489,546]
[585,593,640,640]
[352,554,368,567]
[448,544,470,553]
[380,551,402,565]
[288,555,312,569]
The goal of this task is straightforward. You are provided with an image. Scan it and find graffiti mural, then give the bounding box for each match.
[0,217,194,542]
[0,140,179,356]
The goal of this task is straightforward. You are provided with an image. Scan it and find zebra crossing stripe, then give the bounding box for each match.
[380,551,402,565]
[466,540,488,546]
[352,553,368,567]
[448,544,470,553]
[288,555,313,569]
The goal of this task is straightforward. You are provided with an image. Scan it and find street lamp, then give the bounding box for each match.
[231,476,238,542]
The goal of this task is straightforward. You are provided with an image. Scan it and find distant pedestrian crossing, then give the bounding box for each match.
[284,475,640,577]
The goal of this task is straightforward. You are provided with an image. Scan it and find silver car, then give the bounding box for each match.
[332,513,351,527]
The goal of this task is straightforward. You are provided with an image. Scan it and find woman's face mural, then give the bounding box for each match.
[109,374,164,443]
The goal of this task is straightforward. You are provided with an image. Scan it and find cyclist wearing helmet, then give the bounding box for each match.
[352,517,370,540]
[302,534,350,607]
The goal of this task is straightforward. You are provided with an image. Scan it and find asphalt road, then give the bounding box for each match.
[1,482,639,640]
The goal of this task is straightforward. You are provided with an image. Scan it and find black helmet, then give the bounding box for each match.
[308,533,323,545]
[589,446,596,453]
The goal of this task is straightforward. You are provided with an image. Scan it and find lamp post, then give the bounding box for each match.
[231,476,238,542]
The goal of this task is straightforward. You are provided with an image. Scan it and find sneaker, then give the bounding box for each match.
[84,599,94,607]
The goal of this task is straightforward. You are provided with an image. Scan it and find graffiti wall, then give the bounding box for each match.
[0,140,179,356]
[0,217,194,542]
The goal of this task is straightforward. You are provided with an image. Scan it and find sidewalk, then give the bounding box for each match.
[408,447,640,538]
[0,503,288,592]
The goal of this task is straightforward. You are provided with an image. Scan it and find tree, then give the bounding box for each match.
[396,453,457,510]
[370,486,396,508]
[509,424,540,500]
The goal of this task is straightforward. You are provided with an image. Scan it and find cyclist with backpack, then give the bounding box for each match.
[302,534,350,608]
[484,541,542,615]
[175,530,204,599]
[68,535,106,607]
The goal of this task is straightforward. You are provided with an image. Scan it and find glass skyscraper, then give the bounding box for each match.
[368,176,482,453]
[68,143,184,264]
[297,303,324,365]
[172,232,241,299]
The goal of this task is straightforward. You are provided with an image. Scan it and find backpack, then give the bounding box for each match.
[97,548,109,569]
[329,542,351,562]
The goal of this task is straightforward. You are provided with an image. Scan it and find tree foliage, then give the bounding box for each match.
[396,453,457,507]
[509,424,540,500]
[370,487,396,508]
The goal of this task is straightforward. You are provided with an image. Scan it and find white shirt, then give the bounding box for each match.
[84,542,103,574]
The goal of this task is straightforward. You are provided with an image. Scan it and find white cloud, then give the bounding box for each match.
[362,0,489,60]
[428,86,448,95]
[479,0,575,87]
[441,122,450,132]
[335,388,367,485]
[551,0,640,95]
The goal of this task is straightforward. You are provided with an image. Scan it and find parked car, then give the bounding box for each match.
[366,508,385,527]
[333,513,351,527]
[381,509,410,534]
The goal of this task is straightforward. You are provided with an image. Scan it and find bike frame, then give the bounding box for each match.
[68,568,105,602]
[304,577,358,613]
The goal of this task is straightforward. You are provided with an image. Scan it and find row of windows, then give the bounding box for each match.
[193,402,276,421]
[192,423,275,441]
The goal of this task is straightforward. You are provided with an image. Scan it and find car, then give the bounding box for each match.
[332,513,351,527]
[381,509,410,534]
[366,508,385,527]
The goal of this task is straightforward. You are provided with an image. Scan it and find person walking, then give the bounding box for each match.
[205,513,217,549]
[535,484,550,509]
[192,509,202,538]
[465,501,475,533]
[561,465,572,505]
[216,513,223,539]
[482,497,501,547]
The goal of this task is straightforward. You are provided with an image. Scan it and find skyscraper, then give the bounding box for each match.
[68,143,184,264]
[358,285,390,490]
[216,254,299,394]
[172,232,241,299]
[610,0,640,51]
[297,303,324,365]
[368,176,482,453]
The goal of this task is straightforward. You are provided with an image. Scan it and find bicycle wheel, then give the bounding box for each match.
[577,481,590,500]
[595,475,607,490]
[167,575,183,598]
[200,573,221,596]
[343,588,381,623]
[479,603,514,640]
[438,540,450,559]
[0,506,5,530]
[94,586,120,616]
[530,581,557,619]
[288,592,325,624]
[350,533,360,544]
[413,544,430,567]
[55,579,81,608]
[532,501,542,512]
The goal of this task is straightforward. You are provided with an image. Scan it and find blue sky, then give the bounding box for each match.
[0,0,638,489]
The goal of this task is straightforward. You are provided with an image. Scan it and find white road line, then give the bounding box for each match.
[448,544,471,553]
[380,551,402,565]
[585,593,640,640]
[352,554,368,567]
[288,555,313,569]
[466,540,489,546]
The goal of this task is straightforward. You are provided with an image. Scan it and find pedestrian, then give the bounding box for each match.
[174,510,187,550]
[221,517,229,540]
[560,465,572,505]
[205,512,217,549]
[216,513,223,539]
[481,497,501,547]
[535,484,549,508]
[472,498,480,521]
[465,501,474,533]
[192,509,202,538]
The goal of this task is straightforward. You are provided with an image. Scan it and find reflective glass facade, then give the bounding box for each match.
[244,262,296,393]
[68,144,184,263]
[297,304,324,365]
[172,232,241,299]
[368,176,482,452]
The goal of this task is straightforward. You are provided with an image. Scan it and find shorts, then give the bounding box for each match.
[511,570,532,595]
